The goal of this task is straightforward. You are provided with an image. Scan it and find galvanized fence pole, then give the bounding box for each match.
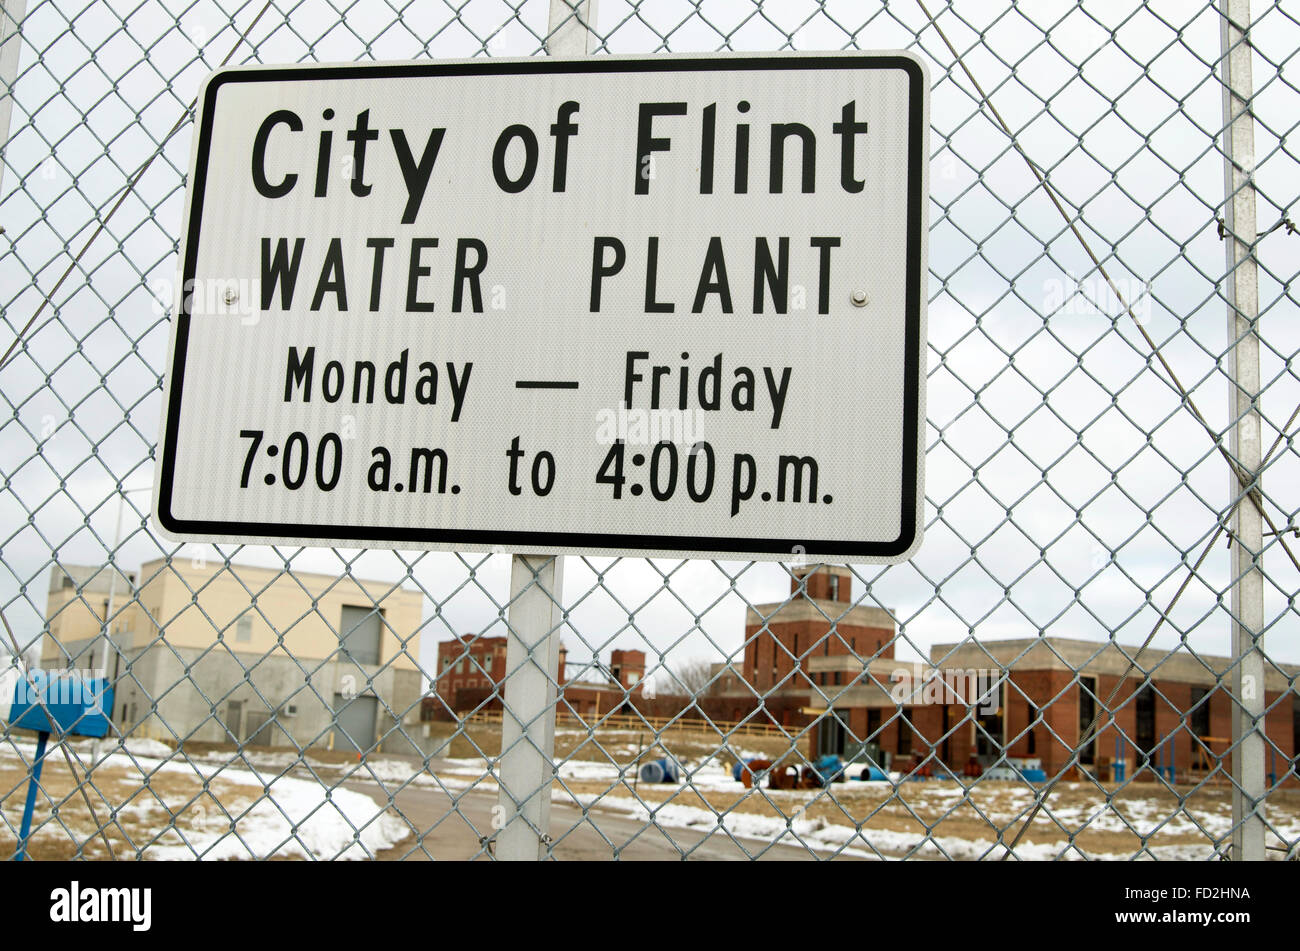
[493,0,595,863]
[0,0,26,197]
[1219,0,1266,862]
[495,555,566,859]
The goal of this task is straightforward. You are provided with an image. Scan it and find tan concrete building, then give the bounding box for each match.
[44,559,425,753]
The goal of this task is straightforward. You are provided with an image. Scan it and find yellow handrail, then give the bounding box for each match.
[463,708,796,739]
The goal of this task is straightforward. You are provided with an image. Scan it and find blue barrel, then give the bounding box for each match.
[814,754,844,785]
[1021,768,1047,783]
[639,757,679,784]
[732,759,754,782]
[858,766,888,781]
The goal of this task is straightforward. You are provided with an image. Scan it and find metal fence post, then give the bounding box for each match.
[0,0,27,197]
[492,3,594,861]
[1219,0,1266,863]
[546,0,597,55]
[495,554,566,859]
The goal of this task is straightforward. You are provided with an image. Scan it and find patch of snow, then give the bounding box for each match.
[120,737,172,760]
[148,775,408,860]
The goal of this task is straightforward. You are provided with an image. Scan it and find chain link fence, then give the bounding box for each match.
[0,0,1297,860]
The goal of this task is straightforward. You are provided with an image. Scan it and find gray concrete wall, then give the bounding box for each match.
[115,644,424,750]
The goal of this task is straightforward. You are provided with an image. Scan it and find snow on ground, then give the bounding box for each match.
[119,737,173,759]
[0,738,410,860]
[430,753,1300,860]
[318,753,1300,860]
[145,773,409,860]
[554,789,1229,861]
[116,747,413,859]
[554,789,1070,859]
[8,736,1295,860]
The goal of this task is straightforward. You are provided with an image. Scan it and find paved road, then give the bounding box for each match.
[343,756,832,861]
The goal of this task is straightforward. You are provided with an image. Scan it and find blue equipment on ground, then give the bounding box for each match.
[812,754,845,785]
[1,670,116,862]
[639,757,680,783]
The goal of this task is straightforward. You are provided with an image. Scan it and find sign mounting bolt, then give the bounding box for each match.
[851,290,869,307]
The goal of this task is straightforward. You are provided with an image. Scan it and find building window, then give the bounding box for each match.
[1078,676,1097,765]
[866,708,881,740]
[828,575,839,600]
[1135,684,1157,765]
[975,682,1005,758]
[897,714,913,757]
[340,605,384,666]
[1189,686,1212,739]
[1027,702,1037,756]
[236,616,252,643]
[1293,694,1299,764]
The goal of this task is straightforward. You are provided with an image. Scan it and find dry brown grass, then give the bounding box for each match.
[428,722,1300,857]
[0,746,262,860]
[548,773,1300,858]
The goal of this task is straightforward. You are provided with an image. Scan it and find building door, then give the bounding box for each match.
[245,711,278,747]
[225,700,244,742]
[817,713,846,758]
[333,693,378,754]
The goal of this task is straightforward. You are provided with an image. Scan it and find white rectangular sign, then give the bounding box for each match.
[155,52,928,561]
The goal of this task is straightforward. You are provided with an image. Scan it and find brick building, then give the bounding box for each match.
[426,638,644,721]
[432,634,513,703]
[560,649,646,718]
[718,564,892,728]
[743,565,894,694]
[805,638,1299,784]
[719,564,1299,784]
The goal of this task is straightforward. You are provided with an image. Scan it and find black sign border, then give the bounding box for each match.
[157,54,926,559]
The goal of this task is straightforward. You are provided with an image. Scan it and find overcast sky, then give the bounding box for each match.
[0,0,1297,692]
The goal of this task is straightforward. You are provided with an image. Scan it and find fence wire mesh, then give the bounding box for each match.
[0,0,1298,861]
